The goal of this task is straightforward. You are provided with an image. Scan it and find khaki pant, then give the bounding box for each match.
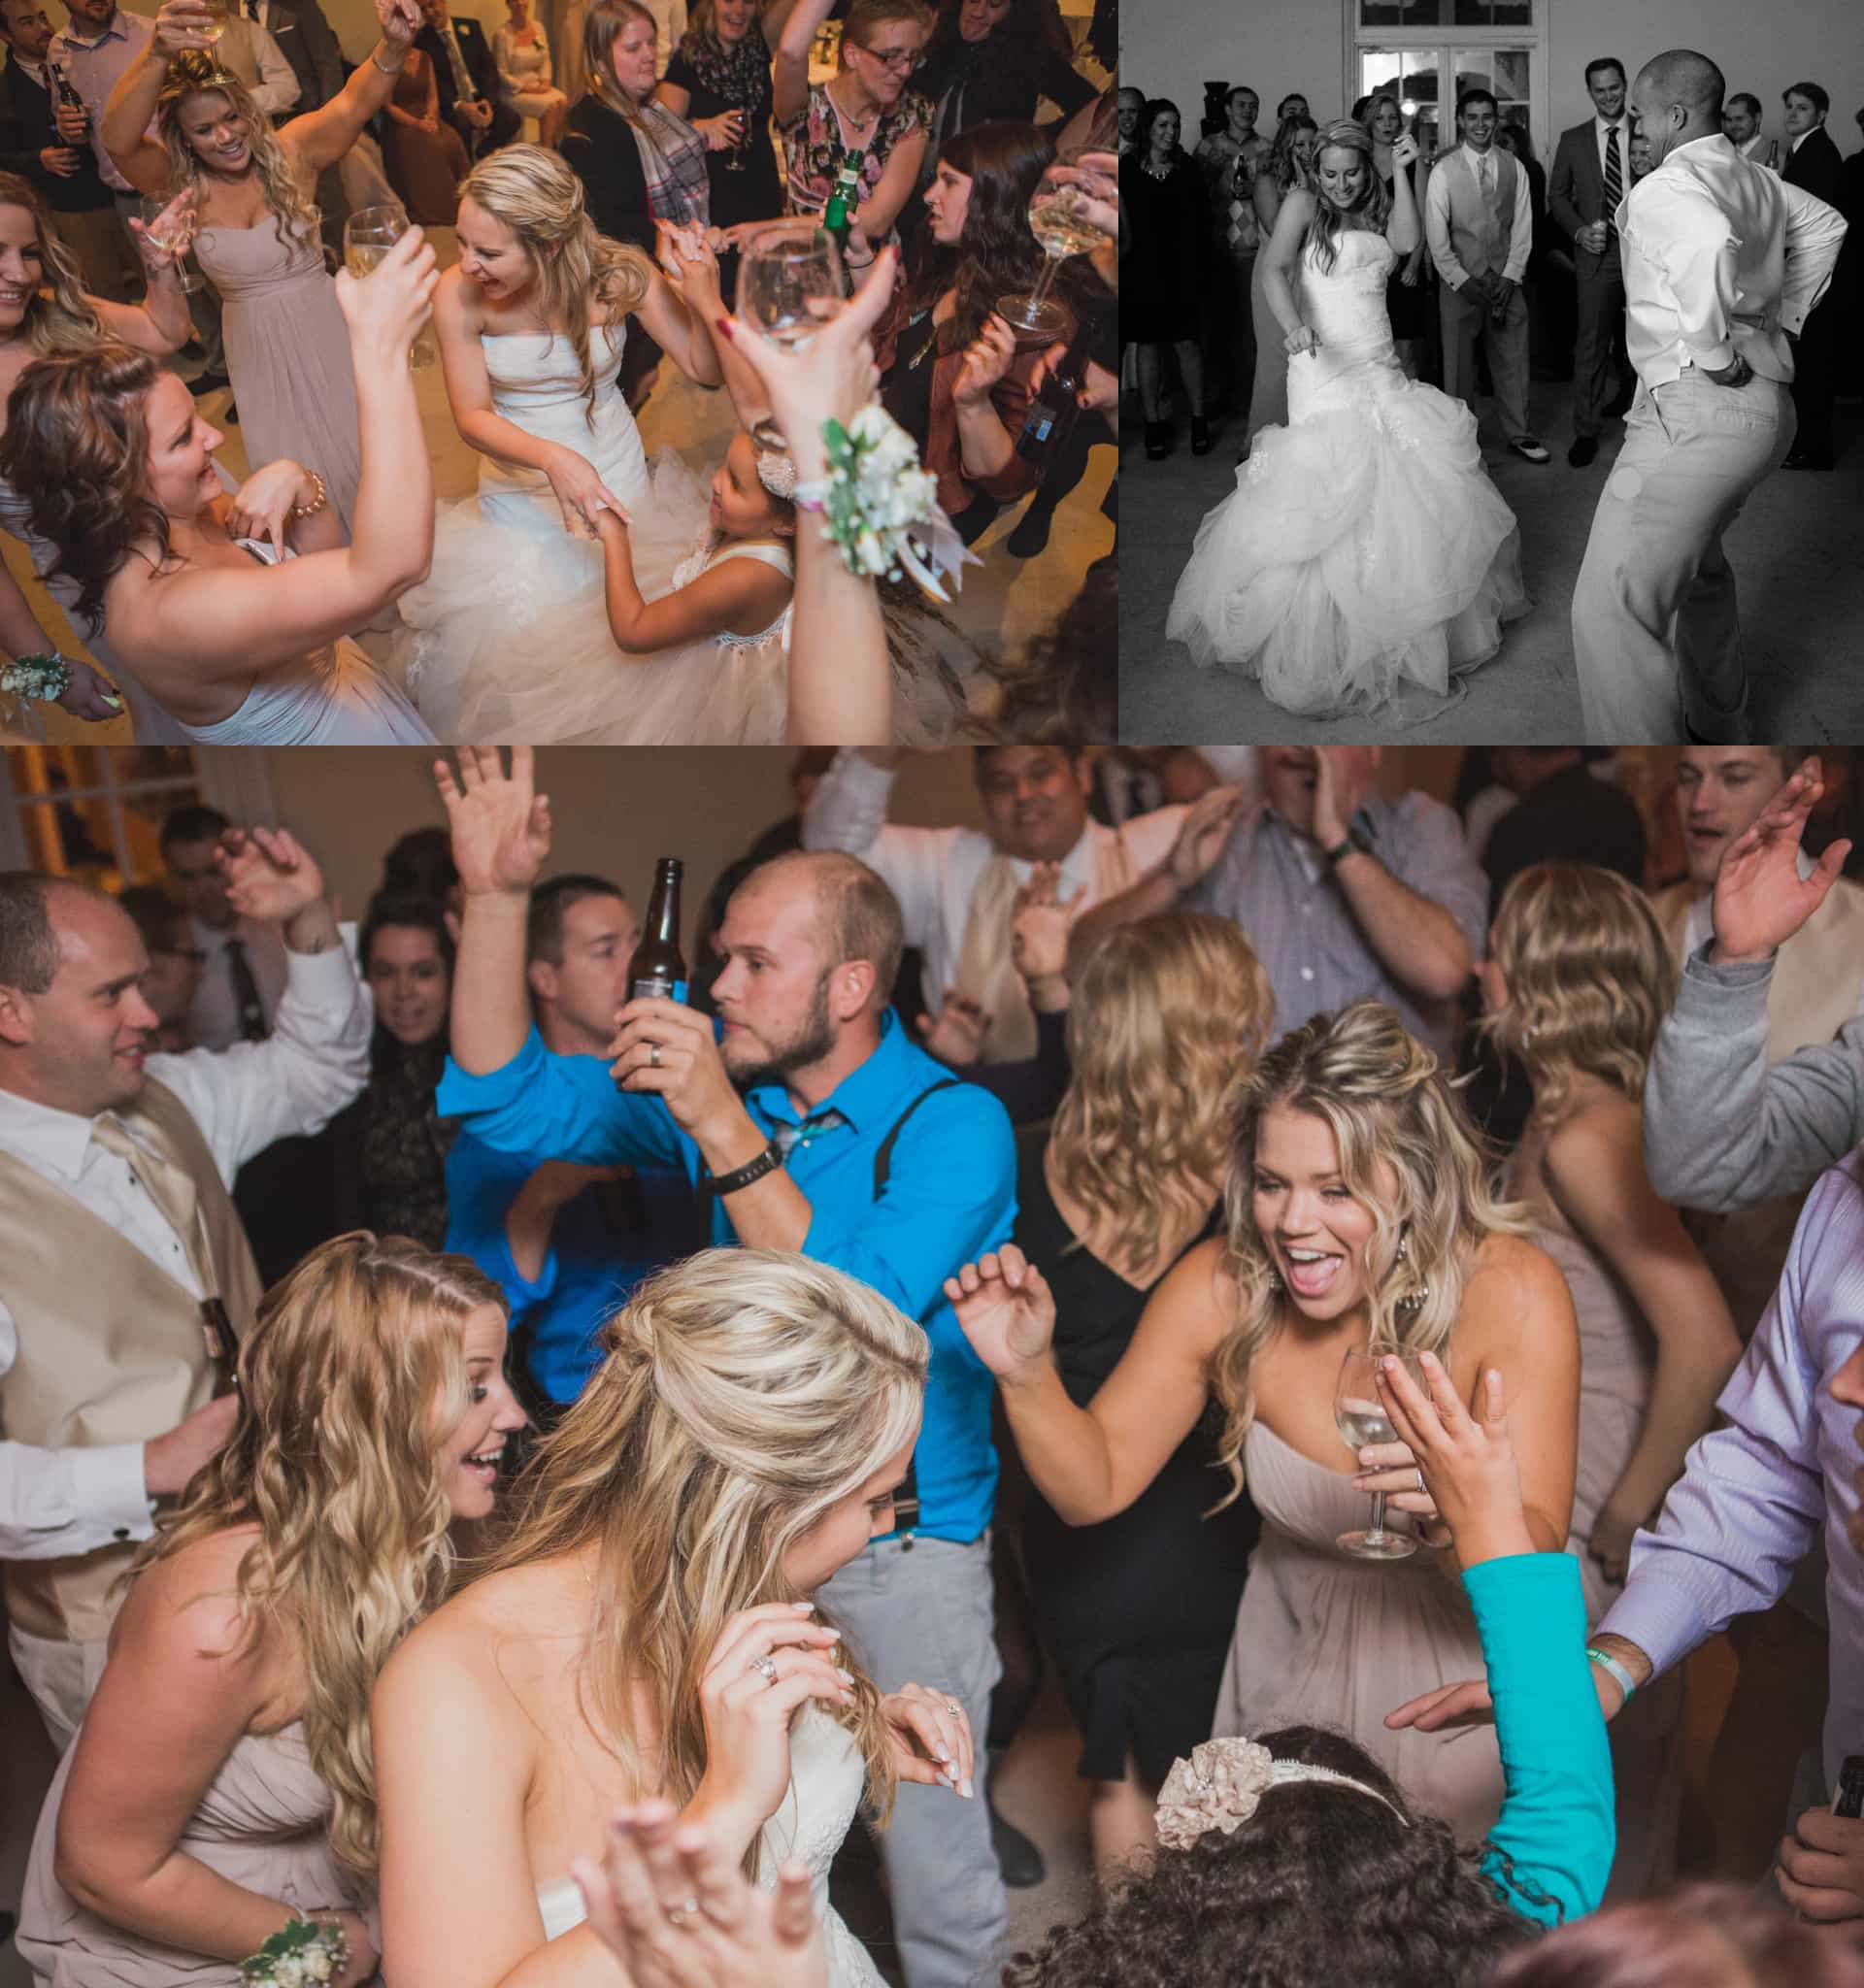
[8,1621,110,1753]
[49,203,141,305]
[1573,367,1795,741]
[1440,277,1531,442]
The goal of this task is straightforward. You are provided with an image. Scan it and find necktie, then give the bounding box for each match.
[244,0,259,19]
[1477,149,1490,196]
[225,935,268,1043]
[441,24,478,102]
[1603,123,1622,239]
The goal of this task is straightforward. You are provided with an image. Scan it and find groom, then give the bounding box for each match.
[1570,50,1847,743]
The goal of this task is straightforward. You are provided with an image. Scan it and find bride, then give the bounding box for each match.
[373,1247,975,1988]
[398,143,739,744]
[1167,117,1527,719]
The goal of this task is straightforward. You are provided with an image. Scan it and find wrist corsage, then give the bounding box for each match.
[792,406,979,605]
[2,652,74,704]
[239,1916,349,1985]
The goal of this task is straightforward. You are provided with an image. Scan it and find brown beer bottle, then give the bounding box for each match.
[627,857,688,1002]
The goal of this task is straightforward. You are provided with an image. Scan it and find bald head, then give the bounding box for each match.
[1632,50,1725,168]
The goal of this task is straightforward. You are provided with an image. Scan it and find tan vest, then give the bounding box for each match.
[1443,145,1521,280]
[1651,877,1864,1338]
[0,1080,262,1641]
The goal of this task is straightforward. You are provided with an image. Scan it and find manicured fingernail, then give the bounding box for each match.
[793,1601,815,1614]
[819,1626,841,1641]
[1358,1449,1376,1467]
[935,1745,951,1763]
[715,315,733,339]
[103,693,122,707]
[961,1778,974,1799]
[836,1667,854,1685]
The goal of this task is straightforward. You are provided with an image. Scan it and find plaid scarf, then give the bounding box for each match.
[627,97,713,227]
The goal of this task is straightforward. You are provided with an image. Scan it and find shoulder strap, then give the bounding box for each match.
[873,1077,961,1200]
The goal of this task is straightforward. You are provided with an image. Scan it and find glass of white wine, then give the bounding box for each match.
[1334,1345,1426,1561]
[139,194,202,294]
[734,220,847,448]
[343,204,437,369]
[197,1,230,43]
[998,171,1103,340]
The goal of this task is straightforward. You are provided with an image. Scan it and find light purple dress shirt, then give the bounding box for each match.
[1599,1150,1864,1791]
[50,6,152,196]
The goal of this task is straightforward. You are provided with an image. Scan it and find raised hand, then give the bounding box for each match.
[126,185,196,277]
[1390,132,1420,173]
[217,825,326,925]
[376,0,420,48]
[1311,746,1380,850]
[333,222,439,365]
[152,0,216,56]
[915,991,988,1068]
[881,1683,974,1797]
[943,1245,1056,1384]
[1168,782,1249,891]
[433,746,553,898]
[1011,865,1083,988]
[1374,1352,1529,1566]
[1711,756,1851,964]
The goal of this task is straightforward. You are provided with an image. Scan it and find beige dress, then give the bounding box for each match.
[1214,1419,1506,1841]
[16,1719,369,1985]
[193,220,363,537]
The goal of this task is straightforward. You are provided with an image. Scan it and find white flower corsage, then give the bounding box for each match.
[1,653,74,704]
[794,406,979,605]
[239,1916,348,1986]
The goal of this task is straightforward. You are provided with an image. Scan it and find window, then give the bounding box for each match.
[1358,0,1531,22]
[2,746,206,887]
[1354,0,1543,162]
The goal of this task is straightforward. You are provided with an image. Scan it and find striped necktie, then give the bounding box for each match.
[1603,123,1622,238]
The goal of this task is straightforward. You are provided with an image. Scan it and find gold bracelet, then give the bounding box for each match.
[371,46,407,73]
[290,472,328,520]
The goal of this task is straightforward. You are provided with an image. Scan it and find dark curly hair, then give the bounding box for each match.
[982,553,1115,743]
[1005,1725,1538,1988]
[0,343,169,633]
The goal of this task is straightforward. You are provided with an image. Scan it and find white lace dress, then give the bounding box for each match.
[1167,227,1529,719]
[532,1706,884,1986]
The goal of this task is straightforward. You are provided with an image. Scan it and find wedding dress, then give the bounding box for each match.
[531,1706,885,1985]
[1167,227,1528,718]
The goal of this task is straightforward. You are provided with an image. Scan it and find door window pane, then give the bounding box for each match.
[1361,0,1442,24]
[1360,49,1441,154]
[1453,0,1531,23]
[1454,47,1532,145]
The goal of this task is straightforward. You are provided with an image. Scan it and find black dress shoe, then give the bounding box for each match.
[987,1795,1047,1889]
[1782,448,1835,470]
[189,367,230,397]
[1145,420,1171,461]
[1568,435,1599,468]
[1190,414,1213,455]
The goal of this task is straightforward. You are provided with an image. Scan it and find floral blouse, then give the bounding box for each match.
[781,81,931,238]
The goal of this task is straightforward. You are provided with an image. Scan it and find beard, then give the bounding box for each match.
[723,970,837,1089]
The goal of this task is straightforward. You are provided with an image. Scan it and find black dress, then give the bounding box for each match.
[1120,151,1204,344]
[661,31,783,233]
[1014,1134,1260,1785]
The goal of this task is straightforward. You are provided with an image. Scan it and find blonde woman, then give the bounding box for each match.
[100,0,425,535]
[373,1248,975,1988]
[1477,862,1742,1895]
[1010,912,1274,1881]
[14,1236,525,1987]
[495,0,571,146]
[949,999,1581,1841]
[395,142,735,741]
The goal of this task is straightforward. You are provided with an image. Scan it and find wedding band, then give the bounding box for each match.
[649,1042,662,1069]
[749,1654,778,1682]
[665,1896,703,1928]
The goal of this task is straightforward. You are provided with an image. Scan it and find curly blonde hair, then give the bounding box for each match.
[479,1247,928,1872]
[0,173,109,354]
[1211,1002,1531,1501]
[459,144,653,428]
[157,53,320,252]
[1304,118,1392,274]
[1048,913,1275,1276]
[1483,863,1679,1123]
[128,1234,508,1877]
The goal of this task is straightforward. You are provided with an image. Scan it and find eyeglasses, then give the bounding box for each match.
[853,42,922,72]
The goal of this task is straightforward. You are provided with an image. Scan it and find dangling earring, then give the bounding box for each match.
[1265,1264,1284,1296]
[1394,1223,1429,1316]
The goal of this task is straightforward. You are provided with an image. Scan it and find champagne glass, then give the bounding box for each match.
[198,0,230,43]
[343,203,438,369]
[723,102,749,172]
[734,220,846,448]
[1335,1345,1425,1561]
[140,193,203,294]
[998,169,1103,340]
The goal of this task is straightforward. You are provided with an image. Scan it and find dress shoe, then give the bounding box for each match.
[1568,435,1599,468]
[1508,435,1550,463]
[1782,448,1835,470]
[1190,415,1213,456]
[1145,420,1171,461]
[987,1792,1047,1888]
[188,367,230,397]
[1005,503,1053,559]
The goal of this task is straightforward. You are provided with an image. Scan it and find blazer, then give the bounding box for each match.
[1548,116,1627,275]
[263,0,345,112]
[559,92,652,249]
[0,52,113,211]
[1784,122,1844,207]
[417,15,500,124]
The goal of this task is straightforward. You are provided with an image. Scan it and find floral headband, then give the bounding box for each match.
[1154,1738,1412,1851]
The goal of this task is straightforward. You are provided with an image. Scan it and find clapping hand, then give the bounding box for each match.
[1011,862,1083,993]
[434,745,553,899]
[944,1244,1057,1385]
[1167,781,1249,891]
[1711,755,1851,964]
[915,992,988,1068]
[216,825,326,926]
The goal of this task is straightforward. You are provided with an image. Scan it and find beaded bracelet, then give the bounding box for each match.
[291,473,329,521]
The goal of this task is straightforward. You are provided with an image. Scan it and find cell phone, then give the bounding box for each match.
[1832,1756,1864,1819]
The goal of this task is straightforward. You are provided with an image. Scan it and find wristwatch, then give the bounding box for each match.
[704,1138,784,1198]
[1322,823,1376,867]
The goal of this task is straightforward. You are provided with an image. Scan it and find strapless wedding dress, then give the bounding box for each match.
[531,1707,884,1985]
[1168,228,1528,718]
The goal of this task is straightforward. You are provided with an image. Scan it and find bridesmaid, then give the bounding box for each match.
[949,1000,1581,1843]
[383,45,472,225]
[1243,111,1315,454]
[14,1235,524,1988]
[1367,92,1425,378]
[100,0,425,536]
[495,0,571,146]
[1479,862,1742,1898]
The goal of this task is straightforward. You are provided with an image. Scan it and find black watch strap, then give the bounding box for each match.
[703,1138,784,1199]
[1324,822,1376,866]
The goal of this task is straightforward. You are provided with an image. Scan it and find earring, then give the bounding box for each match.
[1393,1222,1427,1315]
[1265,1265,1284,1296]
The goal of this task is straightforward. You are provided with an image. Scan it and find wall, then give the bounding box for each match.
[1139,0,1864,171]
[263,747,988,948]
[113,0,530,66]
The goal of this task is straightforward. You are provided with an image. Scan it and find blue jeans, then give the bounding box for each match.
[818,1534,1009,1988]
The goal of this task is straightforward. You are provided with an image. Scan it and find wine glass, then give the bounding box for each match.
[197,1,229,42]
[1334,1345,1426,1561]
[734,220,846,448]
[343,204,438,369]
[140,194,204,294]
[998,168,1103,340]
[723,102,749,171]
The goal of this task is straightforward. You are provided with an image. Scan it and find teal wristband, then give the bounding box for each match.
[1585,1645,1637,1704]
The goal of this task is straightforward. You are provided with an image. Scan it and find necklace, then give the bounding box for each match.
[1141,152,1173,181]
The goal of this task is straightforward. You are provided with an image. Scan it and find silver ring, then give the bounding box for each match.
[749,1654,778,1683]
[1415,1468,1426,1495]
[665,1896,703,1928]
[649,1041,662,1069]
[944,1701,962,1718]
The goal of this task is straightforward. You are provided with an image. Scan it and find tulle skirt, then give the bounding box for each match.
[1167,366,1528,719]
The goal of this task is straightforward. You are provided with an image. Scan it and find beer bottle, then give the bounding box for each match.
[1766,139,1781,170]
[1015,309,1096,465]
[822,149,864,250]
[627,857,688,1003]
[53,65,91,137]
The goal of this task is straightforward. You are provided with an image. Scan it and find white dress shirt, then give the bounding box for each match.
[0,942,371,1564]
[801,752,1185,1011]
[1594,113,1627,185]
[216,14,302,117]
[1616,133,1848,388]
[186,913,288,1051]
[1423,141,1533,288]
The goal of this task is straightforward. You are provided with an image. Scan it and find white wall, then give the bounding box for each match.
[109,0,511,66]
[1135,0,1864,165]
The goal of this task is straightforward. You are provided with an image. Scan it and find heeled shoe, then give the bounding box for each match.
[1190,415,1213,456]
[1145,420,1171,460]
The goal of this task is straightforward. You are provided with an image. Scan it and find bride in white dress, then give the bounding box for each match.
[398,143,750,744]
[1168,118,1527,718]
[373,1248,976,1988]
[0,229,438,745]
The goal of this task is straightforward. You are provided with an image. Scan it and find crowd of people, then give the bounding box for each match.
[0,0,1120,748]
[9,742,1864,1986]
[1124,50,1862,739]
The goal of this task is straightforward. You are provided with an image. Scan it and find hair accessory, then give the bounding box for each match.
[755,447,799,501]
[797,406,981,604]
[1155,1738,1411,1851]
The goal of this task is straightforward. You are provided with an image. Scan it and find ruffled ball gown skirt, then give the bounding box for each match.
[1168,229,1527,718]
